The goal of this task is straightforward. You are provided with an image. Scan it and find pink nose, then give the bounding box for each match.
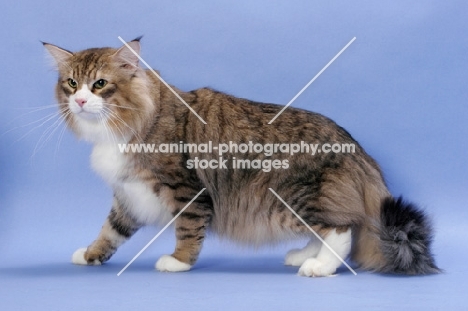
[75,98,87,107]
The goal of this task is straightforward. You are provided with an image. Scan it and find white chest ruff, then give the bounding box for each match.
[91,143,172,225]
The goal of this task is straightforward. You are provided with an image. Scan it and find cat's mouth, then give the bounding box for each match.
[71,106,104,121]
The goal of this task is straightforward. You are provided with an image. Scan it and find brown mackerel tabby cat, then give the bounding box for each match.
[43,37,440,276]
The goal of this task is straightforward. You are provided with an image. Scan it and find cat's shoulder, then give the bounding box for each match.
[190,87,230,99]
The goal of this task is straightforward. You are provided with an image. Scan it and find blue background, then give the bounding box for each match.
[1,0,467,309]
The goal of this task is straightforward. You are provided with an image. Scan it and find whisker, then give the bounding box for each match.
[15,104,59,111]
[3,107,67,136]
[103,107,132,137]
[100,110,119,147]
[13,109,66,142]
[46,111,72,159]
[31,110,69,158]
[105,103,144,112]
[19,105,66,119]
[104,108,143,143]
[54,115,70,159]
[105,111,128,145]
[103,108,126,146]
[99,112,112,145]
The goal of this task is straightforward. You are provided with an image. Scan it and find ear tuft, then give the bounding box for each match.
[112,38,141,69]
[42,42,73,68]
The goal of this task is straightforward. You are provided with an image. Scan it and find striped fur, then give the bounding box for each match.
[45,39,439,276]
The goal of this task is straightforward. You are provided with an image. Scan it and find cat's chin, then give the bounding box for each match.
[73,110,102,121]
[73,115,129,144]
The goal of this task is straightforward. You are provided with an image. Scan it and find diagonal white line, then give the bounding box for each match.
[268,37,356,124]
[117,36,207,125]
[117,188,206,276]
[268,188,357,276]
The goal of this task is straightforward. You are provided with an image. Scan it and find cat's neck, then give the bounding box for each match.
[140,71,197,141]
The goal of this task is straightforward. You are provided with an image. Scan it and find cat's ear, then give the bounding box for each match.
[112,37,142,69]
[42,42,73,69]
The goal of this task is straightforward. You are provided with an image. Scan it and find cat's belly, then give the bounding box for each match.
[212,213,297,245]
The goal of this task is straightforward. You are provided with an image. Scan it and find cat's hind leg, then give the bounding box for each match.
[284,236,322,267]
[72,198,140,265]
[298,228,352,277]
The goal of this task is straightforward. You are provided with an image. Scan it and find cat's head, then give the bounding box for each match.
[43,38,156,143]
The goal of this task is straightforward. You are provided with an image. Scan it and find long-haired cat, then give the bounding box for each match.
[43,38,440,276]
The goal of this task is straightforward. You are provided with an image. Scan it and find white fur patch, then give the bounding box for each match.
[91,143,128,184]
[69,85,130,143]
[285,238,322,266]
[75,118,114,143]
[119,181,172,225]
[70,85,109,143]
[91,143,172,226]
[72,247,101,266]
[155,255,191,272]
[298,258,337,277]
[69,84,104,118]
[298,228,352,277]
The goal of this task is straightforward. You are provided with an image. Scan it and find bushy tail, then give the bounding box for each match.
[377,196,440,274]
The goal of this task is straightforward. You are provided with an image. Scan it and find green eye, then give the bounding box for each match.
[68,78,77,88]
[93,79,108,89]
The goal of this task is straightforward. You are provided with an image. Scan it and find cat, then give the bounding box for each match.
[43,37,440,276]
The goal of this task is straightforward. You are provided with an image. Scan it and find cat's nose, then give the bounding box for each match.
[75,98,87,107]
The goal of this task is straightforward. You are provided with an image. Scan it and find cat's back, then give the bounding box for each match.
[187,87,358,146]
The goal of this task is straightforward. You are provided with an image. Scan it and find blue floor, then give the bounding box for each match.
[1,227,465,310]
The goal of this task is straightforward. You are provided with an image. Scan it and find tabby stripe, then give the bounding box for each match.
[176,225,206,233]
[178,234,197,240]
[194,195,213,205]
[161,182,195,190]
[174,196,192,203]
[109,219,136,238]
[108,211,137,238]
[180,212,204,220]
[295,197,322,215]
[100,85,117,99]
[61,85,72,97]
[175,195,212,206]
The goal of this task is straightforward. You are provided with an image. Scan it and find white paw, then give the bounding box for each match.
[71,248,101,266]
[285,249,311,267]
[298,258,337,277]
[155,255,191,272]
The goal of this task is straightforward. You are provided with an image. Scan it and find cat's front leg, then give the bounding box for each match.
[156,194,213,272]
[72,197,141,265]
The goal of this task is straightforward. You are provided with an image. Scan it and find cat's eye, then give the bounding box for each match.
[93,79,108,89]
[68,78,77,88]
